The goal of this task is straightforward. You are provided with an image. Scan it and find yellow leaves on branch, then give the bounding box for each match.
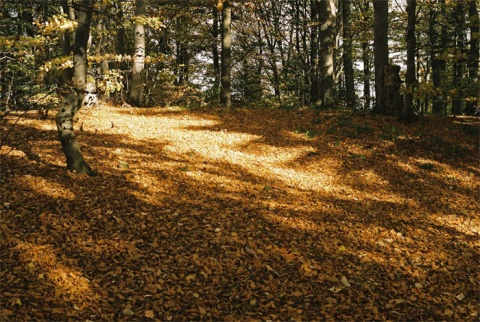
[39,15,77,35]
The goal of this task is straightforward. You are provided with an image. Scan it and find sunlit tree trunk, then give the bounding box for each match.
[316,0,336,109]
[220,0,232,107]
[60,0,75,83]
[373,0,389,114]
[401,0,416,122]
[128,0,146,107]
[56,0,97,176]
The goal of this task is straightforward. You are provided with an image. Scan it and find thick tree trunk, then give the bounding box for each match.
[56,0,96,176]
[128,0,146,107]
[401,0,417,122]
[220,0,232,107]
[373,0,389,114]
[317,0,336,109]
[342,0,355,109]
[465,0,479,115]
[383,64,403,116]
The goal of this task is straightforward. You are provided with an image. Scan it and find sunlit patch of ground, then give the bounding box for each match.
[1,104,479,321]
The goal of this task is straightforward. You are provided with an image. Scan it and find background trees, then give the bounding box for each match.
[0,0,478,115]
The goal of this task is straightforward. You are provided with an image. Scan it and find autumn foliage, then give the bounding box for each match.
[1,105,479,321]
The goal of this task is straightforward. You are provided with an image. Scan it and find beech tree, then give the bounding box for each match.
[373,0,389,114]
[55,0,97,175]
[128,0,146,107]
[220,0,232,107]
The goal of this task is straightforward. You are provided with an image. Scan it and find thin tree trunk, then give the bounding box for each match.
[220,0,232,107]
[452,1,467,115]
[60,0,74,83]
[342,0,355,108]
[310,0,320,105]
[56,0,96,176]
[373,0,389,114]
[465,0,479,115]
[128,0,146,107]
[431,0,447,115]
[212,7,220,93]
[361,0,371,109]
[401,0,416,122]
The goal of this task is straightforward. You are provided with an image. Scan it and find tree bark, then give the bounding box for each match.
[465,0,479,115]
[56,0,96,176]
[361,1,371,109]
[341,0,355,109]
[373,0,389,114]
[383,64,403,116]
[220,0,232,107]
[451,1,467,115]
[60,0,74,83]
[401,0,416,122]
[317,0,336,109]
[128,0,146,107]
[310,0,320,105]
[430,0,447,115]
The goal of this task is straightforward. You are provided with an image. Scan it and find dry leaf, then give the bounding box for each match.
[145,310,154,319]
[122,308,134,317]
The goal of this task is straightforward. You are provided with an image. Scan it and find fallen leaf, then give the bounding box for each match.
[341,276,351,287]
[122,308,134,317]
[145,310,154,319]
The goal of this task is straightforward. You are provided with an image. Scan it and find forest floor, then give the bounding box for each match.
[1,103,479,321]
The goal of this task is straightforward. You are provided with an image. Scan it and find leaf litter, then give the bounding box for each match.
[1,105,479,321]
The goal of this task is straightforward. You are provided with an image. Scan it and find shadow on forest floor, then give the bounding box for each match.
[1,104,479,321]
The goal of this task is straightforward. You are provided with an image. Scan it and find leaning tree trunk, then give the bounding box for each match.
[56,0,97,176]
[373,0,389,114]
[129,0,146,107]
[220,0,232,107]
[401,0,417,122]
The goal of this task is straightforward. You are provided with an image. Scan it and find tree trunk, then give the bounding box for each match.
[60,0,74,83]
[383,64,403,116]
[361,1,371,109]
[56,0,96,176]
[451,1,467,115]
[342,0,355,109]
[401,0,417,122]
[431,0,447,115]
[220,0,232,107]
[465,0,479,115]
[128,0,146,107]
[310,0,320,105]
[373,0,389,114]
[316,0,336,109]
[212,7,220,94]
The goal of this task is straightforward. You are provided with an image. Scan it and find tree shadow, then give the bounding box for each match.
[1,106,478,321]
